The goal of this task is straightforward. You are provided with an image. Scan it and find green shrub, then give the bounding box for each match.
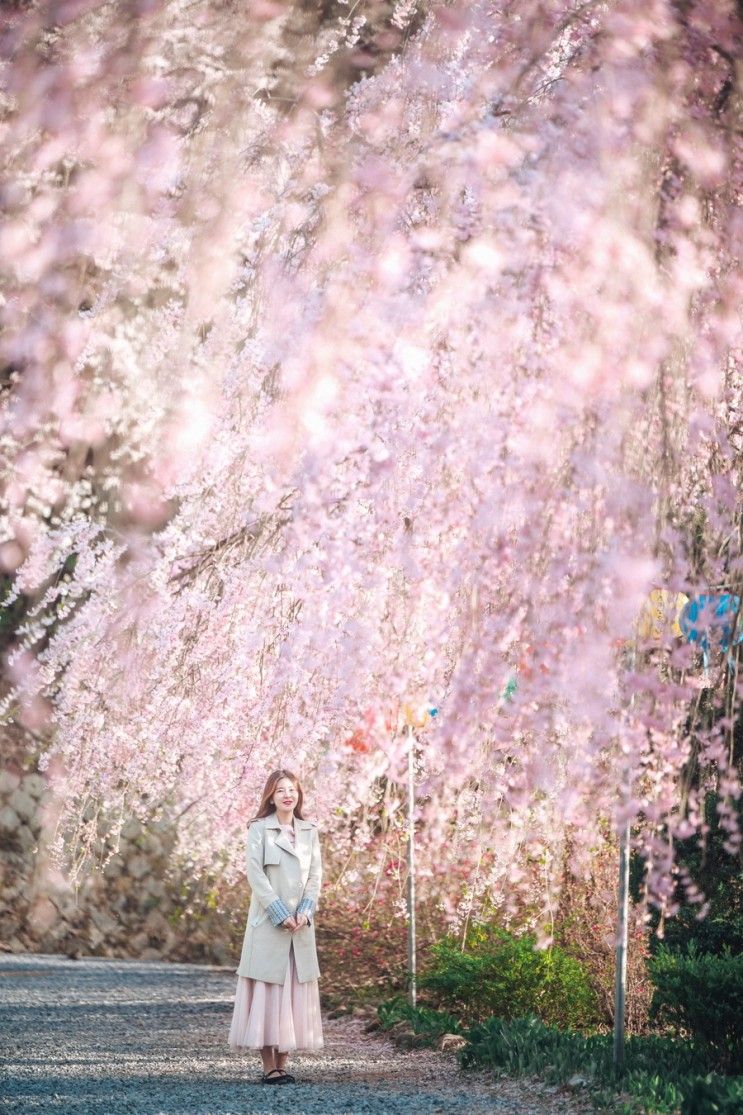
[460,1014,742,1115]
[633,794,743,958]
[681,1074,743,1115]
[461,1013,604,1077]
[377,993,462,1043]
[461,1013,708,1077]
[418,924,600,1029]
[649,942,743,1074]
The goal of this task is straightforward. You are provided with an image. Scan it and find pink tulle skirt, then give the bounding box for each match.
[228,941,324,1052]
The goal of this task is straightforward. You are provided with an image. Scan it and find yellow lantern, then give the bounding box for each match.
[636,589,689,641]
[400,702,438,729]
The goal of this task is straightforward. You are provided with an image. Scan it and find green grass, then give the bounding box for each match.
[460,1014,743,1115]
[377,994,463,1043]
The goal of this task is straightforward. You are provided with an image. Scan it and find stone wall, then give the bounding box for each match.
[0,752,244,967]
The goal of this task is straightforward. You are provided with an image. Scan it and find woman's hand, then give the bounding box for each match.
[281,915,298,932]
[294,913,309,929]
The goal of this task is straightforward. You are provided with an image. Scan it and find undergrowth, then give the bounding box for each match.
[462,1015,743,1115]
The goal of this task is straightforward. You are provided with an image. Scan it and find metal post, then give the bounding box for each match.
[613,812,631,1073]
[613,645,636,1074]
[406,722,417,1007]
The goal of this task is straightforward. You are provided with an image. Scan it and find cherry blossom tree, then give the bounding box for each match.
[1,0,741,931]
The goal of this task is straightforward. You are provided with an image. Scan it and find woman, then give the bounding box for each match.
[228,768,323,1085]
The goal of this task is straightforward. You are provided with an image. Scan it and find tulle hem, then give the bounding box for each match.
[227,942,323,1052]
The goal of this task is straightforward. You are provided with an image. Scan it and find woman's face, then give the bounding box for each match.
[272,777,298,811]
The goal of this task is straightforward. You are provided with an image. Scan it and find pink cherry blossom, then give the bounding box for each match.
[0,0,740,931]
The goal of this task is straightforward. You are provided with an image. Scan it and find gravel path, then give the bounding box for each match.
[0,953,596,1114]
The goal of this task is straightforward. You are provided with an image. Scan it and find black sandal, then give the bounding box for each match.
[261,1069,284,1085]
[277,1069,296,1083]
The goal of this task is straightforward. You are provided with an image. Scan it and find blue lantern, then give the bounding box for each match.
[679,593,742,669]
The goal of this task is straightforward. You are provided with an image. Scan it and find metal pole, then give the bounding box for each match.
[613,645,636,1074]
[406,722,417,1007]
[613,812,631,1073]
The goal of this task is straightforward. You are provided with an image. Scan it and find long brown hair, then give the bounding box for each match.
[249,768,306,826]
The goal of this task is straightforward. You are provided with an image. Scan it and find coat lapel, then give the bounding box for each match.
[264,816,307,856]
[273,820,298,860]
[264,815,291,858]
[275,829,298,858]
[294,819,313,869]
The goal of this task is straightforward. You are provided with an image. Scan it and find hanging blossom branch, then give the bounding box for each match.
[0,0,741,934]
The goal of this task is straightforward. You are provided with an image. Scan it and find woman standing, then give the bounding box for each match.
[228,769,324,1084]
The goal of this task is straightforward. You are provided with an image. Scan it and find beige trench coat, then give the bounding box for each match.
[235,814,322,985]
